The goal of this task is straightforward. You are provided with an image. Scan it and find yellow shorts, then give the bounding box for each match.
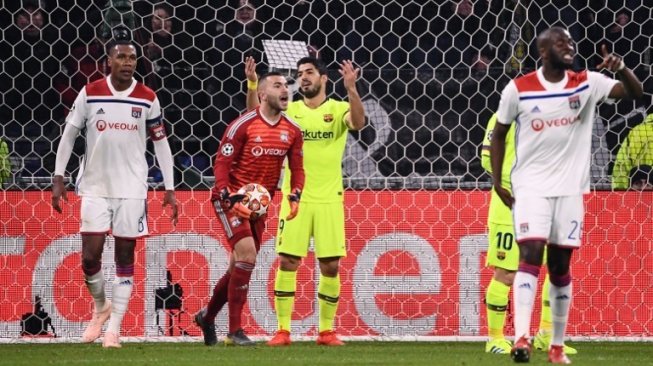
[486,222,547,271]
[276,200,346,259]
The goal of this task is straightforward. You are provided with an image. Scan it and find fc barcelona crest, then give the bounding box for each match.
[568,95,580,110]
[323,114,333,123]
[132,107,142,118]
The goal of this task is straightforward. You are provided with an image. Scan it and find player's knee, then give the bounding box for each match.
[235,248,257,264]
[233,237,258,262]
[318,257,340,277]
[547,257,571,276]
[518,241,545,265]
[114,238,136,266]
[81,257,101,276]
[494,268,516,286]
[279,254,301,271]
[114,251,135,267]
[320,266,339,277]
[547,246,573,276]
[233,245,257,263]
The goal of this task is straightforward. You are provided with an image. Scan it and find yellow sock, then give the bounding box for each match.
[274,269,296,331]
[486,278,510,339]
[318,274,340,332]
[539,274,552,332]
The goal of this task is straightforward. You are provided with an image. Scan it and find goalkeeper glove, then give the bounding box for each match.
[286,188,301,220]
[215,188,256,220]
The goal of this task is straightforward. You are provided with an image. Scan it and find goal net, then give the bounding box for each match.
[1,0,652,341]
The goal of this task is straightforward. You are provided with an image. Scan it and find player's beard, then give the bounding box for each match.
[269,96,286,112]
[550,51,573,70]
[300,82,322,99]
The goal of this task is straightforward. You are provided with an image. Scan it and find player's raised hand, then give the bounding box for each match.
[245,56,258,82]
[163,190,178,226]
[494,185,515,209]
[51,175,68,214]
[597,44,624,72]
[339,60,360,91]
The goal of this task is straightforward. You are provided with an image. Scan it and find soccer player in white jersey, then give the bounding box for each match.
[491,27,642,364]
[51,38,178,348]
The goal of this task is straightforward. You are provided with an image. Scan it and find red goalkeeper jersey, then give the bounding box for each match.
[213,107,304,199]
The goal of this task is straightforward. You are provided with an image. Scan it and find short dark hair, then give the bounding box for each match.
[297,57,327,75]
[106,26,134,55]
[106,39,136,56]
[259,71,285,84]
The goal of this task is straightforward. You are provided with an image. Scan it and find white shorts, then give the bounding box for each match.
[80,197,148,238]
[513,195,584,248]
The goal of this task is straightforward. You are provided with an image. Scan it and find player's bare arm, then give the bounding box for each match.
[597,45,643,100]
[490,122,514,208]
[51,175,67,214]
[149,119,178,225]
[52,121,80,214]
[340,60,365,131]
[163,190,178,226]
[245,56,260,110]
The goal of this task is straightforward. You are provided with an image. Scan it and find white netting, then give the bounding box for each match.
[1,0,652,340]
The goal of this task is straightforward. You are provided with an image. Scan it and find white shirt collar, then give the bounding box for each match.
[106,76,137,97]
[536,67,568,91]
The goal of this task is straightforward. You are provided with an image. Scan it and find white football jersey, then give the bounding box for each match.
[66,77,162,199]
[496,68,618,197]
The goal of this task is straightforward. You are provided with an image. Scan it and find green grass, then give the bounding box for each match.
[1,342,652,366]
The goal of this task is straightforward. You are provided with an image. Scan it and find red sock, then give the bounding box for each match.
[204,271,231,323]
[228,261,255,333]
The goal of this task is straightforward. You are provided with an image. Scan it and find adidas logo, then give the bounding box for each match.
[530,106,541,113]
[97,108,105,114]
[556,294,570,300]
[118,279,133,286]
[254,136,262,143]
[489,346,504,354]
[236,284,249,290]
[518,283,532,290]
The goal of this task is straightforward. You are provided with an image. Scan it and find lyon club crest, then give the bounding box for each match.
[568,95,580,110]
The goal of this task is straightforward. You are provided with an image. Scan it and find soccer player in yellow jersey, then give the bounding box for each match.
[482,114,576,355]
[245,56,365,346]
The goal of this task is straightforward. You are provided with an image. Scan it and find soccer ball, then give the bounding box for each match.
[237,183,271,216]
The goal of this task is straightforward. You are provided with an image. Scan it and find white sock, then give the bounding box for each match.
[513,271,538,339]
[85,271,106,312]
[550,282,572,347]
[106,276,133,335]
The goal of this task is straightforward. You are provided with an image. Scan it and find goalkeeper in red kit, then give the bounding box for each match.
[194,72,305,346]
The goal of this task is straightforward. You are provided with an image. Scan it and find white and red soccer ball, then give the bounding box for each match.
[237,183,271,216]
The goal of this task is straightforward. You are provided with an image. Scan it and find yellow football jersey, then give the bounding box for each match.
[481,114,516,225]
[282,98,350,203]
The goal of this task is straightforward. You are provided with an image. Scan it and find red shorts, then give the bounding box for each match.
[212,200,265,251]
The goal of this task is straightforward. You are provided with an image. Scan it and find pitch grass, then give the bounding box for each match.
[1,342,652,366]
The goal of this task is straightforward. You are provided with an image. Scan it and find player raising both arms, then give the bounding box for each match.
[194,72,304,346]
[481,114,577,356]
[52,37,178,348]
[492,27,642,364]
[245,56,365,346]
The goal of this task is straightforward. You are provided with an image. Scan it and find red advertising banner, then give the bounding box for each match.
[1,191,652,338]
